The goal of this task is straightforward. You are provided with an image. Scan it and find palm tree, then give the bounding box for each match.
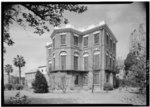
[13,55,26,84]
[5,64,13,83]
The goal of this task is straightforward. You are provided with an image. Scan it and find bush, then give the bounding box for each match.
[14,84,24,90]
[104,82,113,91]
[4,83,13,90]
[32,70,49,93]
[5,92,30,104]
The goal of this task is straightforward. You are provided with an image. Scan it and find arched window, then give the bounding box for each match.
[60,51,67,70]
[49,61,52,71]
[83,53,89,70]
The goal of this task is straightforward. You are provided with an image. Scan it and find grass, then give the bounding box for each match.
[4,88,146,105]
[29,98,77,104]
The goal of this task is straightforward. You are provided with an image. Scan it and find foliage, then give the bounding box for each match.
[32,70,49,93]
[57,75,68,93]
[5,92,30,104]
[52,73,68,93]
[3,3,87,53]
[4,64,13,83]
[14,84,24,90]
[4,83,13,90]
[103,82,113,91]
[124,52,137,71]
[124,51,146,94]
[13,55,26,84]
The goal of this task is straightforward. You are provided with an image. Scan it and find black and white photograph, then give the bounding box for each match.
[2,1,148,106]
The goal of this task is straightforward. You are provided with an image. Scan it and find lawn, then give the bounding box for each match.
[4,88,146,105]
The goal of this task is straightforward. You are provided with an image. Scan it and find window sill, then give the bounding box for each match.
[94,43,99,45]
[83,46,88,48]
[61,44,66,46]
[74,45,79,48]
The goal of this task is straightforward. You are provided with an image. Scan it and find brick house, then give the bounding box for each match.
[46,22,117,90]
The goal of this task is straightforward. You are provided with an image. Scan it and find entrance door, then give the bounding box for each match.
[75,75,79,85]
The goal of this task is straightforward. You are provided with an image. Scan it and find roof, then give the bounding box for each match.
[25,68,37,74]
[50,21,118,42]
[38,65,46,68]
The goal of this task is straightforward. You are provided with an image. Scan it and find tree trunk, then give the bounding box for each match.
[8,73,10,84]
[92,71,94,93]
[19,67,21,85]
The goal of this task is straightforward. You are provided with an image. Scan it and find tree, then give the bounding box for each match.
[124,52,146,93]
[124,52,137,73]
[4,64,13,83]
[3,3,87,53]
[32,70,49,93]
[13,55,26,84]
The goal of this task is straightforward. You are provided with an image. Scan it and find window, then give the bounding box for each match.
[48,61,52,72]
[94,54,100,70]
[53,38,55,48]
[109,39,111,50]
[109,58,111,69]
[113,60,115,70]
[84,36,88,47]
[49,48,51,55]
[61,34,66,45]
[49,63,52,71]
[106,72,110,82]
[53,58,55,70]
[75,75,79,85]
[84,56,88,70]
[110,39,112,51]
[105,55,108,68]
[114,43,116,53]
[107,56,110,69]
[94,72,99,85]
[61,55,66,70]
[94,33,99,44]
[74,36,78,46]
[106,34,109,48]
[74,56,78,70]
[111,59,114,69]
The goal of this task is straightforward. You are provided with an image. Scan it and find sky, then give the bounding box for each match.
[4,2,146,77]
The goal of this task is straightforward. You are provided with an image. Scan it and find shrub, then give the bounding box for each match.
[53,74,68,93]
[70,87,74,90]
[5,92,30,104]
[104,82,113,91]
[32,70,49,93]
[4,83,13,90]
[14,84,24,90]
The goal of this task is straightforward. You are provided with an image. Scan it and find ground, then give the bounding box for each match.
[4,87,146,105]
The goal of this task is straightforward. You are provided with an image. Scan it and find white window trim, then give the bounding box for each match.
[60,52,67,56]
[74,53,79,56]
[59,33,67,35]
[83,54,89,57]
[93,31,100,34]
[74,33,79,37]
[83,35,88,37]
[94,51,100,55]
